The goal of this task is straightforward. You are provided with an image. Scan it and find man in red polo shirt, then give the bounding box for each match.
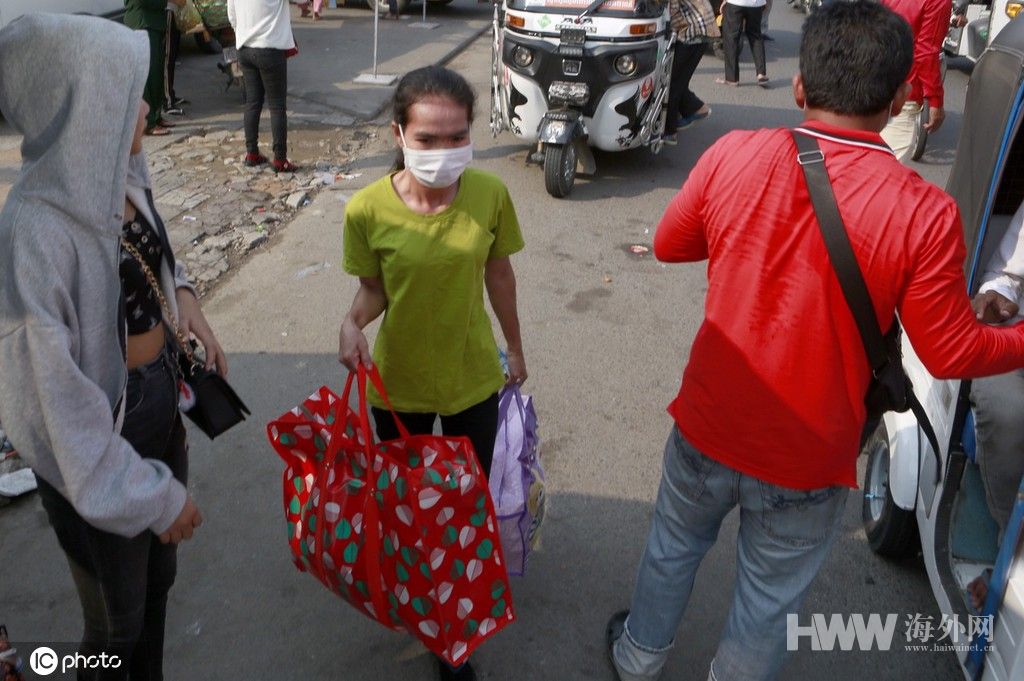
[606,3,1024,680]
[880,0,949,161]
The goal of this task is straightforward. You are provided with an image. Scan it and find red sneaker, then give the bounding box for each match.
[244,153,268,167]
[273,159,300,173]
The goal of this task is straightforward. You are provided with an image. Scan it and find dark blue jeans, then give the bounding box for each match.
[237,46,289,161]
[37,344,187,681]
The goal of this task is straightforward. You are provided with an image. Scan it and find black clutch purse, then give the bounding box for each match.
[122,238,250,440]
[177,343,251,439]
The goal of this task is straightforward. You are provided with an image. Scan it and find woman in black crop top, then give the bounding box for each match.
[121,211,165,335]
[34,99,228,680]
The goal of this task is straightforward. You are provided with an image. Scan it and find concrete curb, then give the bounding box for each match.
[439,22,491,67]
[364,22,491,121]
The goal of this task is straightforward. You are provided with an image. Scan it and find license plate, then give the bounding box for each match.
[559,28,587,45]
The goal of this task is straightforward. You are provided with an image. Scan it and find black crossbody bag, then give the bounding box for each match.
[791,130,942,483]
[121,239,250,440]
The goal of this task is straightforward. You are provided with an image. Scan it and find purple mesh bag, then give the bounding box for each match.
[489,386,546,576]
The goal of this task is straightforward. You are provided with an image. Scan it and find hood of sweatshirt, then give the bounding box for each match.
[0,16,189,539]
[0,13,146,235]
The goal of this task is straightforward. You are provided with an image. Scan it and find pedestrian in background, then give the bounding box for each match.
[879,0,949,162]
[718,0,768,86]
[606,2,1024,679]
[125,0,186,136]
[227,0,300,172]
[0,14,226,678]
[164,15,189,116]
[298,0,325,20]
[662,0,718,145]
[339,65,527,681]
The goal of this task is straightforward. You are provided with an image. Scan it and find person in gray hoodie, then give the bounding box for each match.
[0,14,226,678]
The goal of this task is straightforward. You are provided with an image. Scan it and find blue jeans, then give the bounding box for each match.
[36,344,186,680]
[613,427,848,681]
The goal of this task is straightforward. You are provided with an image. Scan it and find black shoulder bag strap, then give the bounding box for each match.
[790,130,942,481]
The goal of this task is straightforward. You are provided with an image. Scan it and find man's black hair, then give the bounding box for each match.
[800,0,914,116]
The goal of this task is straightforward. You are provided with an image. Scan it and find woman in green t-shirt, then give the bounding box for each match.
[338,65,526,681]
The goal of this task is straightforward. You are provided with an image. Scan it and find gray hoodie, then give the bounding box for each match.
[0,14,187,537]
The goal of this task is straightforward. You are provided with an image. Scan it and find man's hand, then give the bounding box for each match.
[158,496,203,544]
[923,105,945,133]
[952,13,967,28]
[176,288,228,377]
[973,290,1019,323]
[338,318,372,371]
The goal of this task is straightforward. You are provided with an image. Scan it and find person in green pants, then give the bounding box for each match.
[123,0,184,136]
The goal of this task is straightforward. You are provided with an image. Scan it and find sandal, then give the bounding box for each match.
[244,152,268,167]
[273,159,300,173]
[144,125,171,136]
[715,78,739,86]
[157,118,177,128]
[756,75,770,88]
[299,2,311,16]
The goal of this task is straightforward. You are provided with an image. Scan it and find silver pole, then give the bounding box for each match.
[422,0,427,23]
[372,4,380,76]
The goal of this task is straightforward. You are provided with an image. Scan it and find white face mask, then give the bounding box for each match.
[399,125,473,189]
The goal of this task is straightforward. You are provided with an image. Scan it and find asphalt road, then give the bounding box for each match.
[166,0,492,131]
[0,5,976,681]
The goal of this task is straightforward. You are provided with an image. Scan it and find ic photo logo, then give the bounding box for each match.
[29,647,58,675]
[30,647,121,676]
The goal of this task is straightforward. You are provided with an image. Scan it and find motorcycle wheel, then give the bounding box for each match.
[862,421,919,559]
[544,142,577,199]
[910,100,929,162]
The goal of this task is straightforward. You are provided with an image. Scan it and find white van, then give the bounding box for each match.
[0,1,124,29]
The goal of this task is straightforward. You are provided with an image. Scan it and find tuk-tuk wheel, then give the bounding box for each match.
[544,143,577,199]
[862,421,920,559]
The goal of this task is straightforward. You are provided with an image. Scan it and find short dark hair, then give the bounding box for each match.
[800,0,914,116]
